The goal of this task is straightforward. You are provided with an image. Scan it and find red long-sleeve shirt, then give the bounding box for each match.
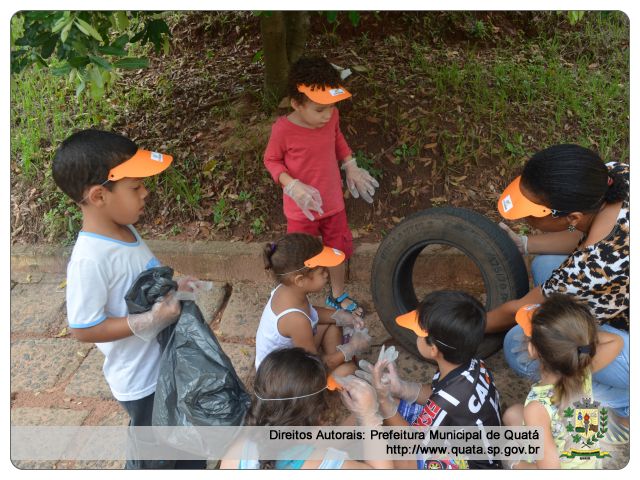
[263,108,352,221]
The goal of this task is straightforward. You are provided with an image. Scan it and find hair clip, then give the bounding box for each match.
[607,176,614,186]
[577,345,593,355]
[269,242,277,254]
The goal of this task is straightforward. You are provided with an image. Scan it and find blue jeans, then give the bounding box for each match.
[503,255,630,418]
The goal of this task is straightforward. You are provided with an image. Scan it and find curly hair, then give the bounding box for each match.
[287,56,341,104]
[263,233,323,284]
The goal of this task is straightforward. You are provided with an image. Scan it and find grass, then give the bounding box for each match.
[405,11,629,171]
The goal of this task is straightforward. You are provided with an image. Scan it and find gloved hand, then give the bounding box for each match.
[498,222,528,255]
[127,291,181,341]
[372,357,401,419]
[357,348,422,403]
[283,179,324,221]
[336,328,371,361]
[355,344,397,384]
[331,309,365,330]
[341,159,380,204]
[334,375,383,426]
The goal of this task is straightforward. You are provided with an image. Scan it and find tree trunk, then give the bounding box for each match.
[261,12,289,101]
[285,11,309,65]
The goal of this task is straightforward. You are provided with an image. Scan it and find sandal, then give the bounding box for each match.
[326,292,365,317]
[602,417,630,445]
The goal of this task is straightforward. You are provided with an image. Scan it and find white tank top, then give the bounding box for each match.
[255,285,319,369]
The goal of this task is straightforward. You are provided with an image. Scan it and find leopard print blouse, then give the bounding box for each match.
[542,162,629,331]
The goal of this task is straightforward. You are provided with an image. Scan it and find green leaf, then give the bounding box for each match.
[572,434,581,443]
[113,57,149,69]
[74,18,103,42]
[348,11,360,26]
[68,56,90,68]
[326,11,338,23]
[51,12,71,33]
[566,424,574,432]
[97,45,127,56]
[61,19,74,43]
[88,54,112,71]
[114,11,129,30]
[113,34,129,49]
[51,63,72,76]
[88,65,103,89]
[252,49,264,63]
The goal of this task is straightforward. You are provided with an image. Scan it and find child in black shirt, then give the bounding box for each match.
[357,290,502,469]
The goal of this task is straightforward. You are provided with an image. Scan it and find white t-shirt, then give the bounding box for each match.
[66,225,163,401]
[255,285,319,369]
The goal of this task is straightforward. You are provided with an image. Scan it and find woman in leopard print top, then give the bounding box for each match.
[489,144,629,427]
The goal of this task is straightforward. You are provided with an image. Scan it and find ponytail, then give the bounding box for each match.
[603,169,628,204]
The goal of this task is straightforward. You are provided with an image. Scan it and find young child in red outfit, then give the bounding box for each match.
[263,56,378,316]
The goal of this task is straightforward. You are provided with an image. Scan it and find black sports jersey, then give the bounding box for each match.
[398,358,502,469]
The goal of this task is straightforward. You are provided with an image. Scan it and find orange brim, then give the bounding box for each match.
[298,84,352,104]
[515,303,540,337]
[304,246,345,268]
[327,374,341,391]
[107,149,174,181]
[395,310,428,338]
[497,176,551,220]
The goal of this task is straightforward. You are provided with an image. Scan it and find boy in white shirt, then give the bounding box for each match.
[52,129,201,468]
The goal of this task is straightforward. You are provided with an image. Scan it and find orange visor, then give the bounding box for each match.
[107,149,173,181]
[327,374,341,391]
[297,84,352,104]
[304,246,345,268]
[497,176,551,220]
[395,310,428,338]
[515,303,540,337]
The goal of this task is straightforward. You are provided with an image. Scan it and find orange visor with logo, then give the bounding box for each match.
[304,246,346,268]
[515,303,540,337]
[498,176,551,220]
[107,149,173,181]
[297,84,352,104]
[395,310,428,338]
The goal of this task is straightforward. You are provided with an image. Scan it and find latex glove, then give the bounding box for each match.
[354,344,398,384]
[372,358,401,419]
[334,375,383,426]
[336,328,371,361]
[498,222,528,255]
[283,179,324,221]
[127,291,181,341]
[342,159,380,203]
[331,309,365,330]
[358,350,421,403]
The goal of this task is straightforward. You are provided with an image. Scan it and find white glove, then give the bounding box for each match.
[127,291,181,341]
[336,328,371,361]
[283,179,324,221]
[498,222,528,255]
[334,375,383,426]
[357,346,421,403]
[331,309,365,330]
[342,159,379,203]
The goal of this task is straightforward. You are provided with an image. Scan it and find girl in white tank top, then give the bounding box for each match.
[255,234,370,376]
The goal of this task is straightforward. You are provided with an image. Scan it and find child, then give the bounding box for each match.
[221,347,392,469]
[52,129,201,469]
[255,233,371,377]
[358,290,502,469]
[502,294,624,469]
[263,56,379,316]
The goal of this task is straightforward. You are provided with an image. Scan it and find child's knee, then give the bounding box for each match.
[502,404,524,426]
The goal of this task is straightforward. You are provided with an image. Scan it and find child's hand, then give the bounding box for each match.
[331,309,365,329]
[127,291,181,341]
[334,375,382,426]
[283,179,324,221]
[336,328,371,361]
[342,159,380,204]
[498,222,528,255]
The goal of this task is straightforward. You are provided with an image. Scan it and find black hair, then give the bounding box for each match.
[52,129,138,203]
[417,290,486,364]
[263,233,323,285]
[530,294,597,406]
[287,56,342,105]
[520,144,628,214]
[245,348,329,469]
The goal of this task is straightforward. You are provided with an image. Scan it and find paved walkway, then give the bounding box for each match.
[10,270,629,469]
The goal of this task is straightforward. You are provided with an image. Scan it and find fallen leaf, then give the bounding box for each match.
[396,176,403,191]
[391,216,403,223]
[425,143,437,150]
[352,65,368,73]
[57,279,67,290]
[54,327,68,338]
[26,274,32,283]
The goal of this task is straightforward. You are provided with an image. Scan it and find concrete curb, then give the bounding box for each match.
[11,240,515,285]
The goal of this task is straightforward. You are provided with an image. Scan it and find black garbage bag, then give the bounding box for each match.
[124,267,251,429]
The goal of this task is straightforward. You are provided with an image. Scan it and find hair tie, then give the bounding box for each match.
[577,345,593,355]
[607,176,614,186]
[270,242,277,254]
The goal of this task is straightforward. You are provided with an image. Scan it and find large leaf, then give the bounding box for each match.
[68,55,90,68]
[113,57,149,69]
[74,18,103,42]
[97,45,127,57]
[88,54,112,71]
